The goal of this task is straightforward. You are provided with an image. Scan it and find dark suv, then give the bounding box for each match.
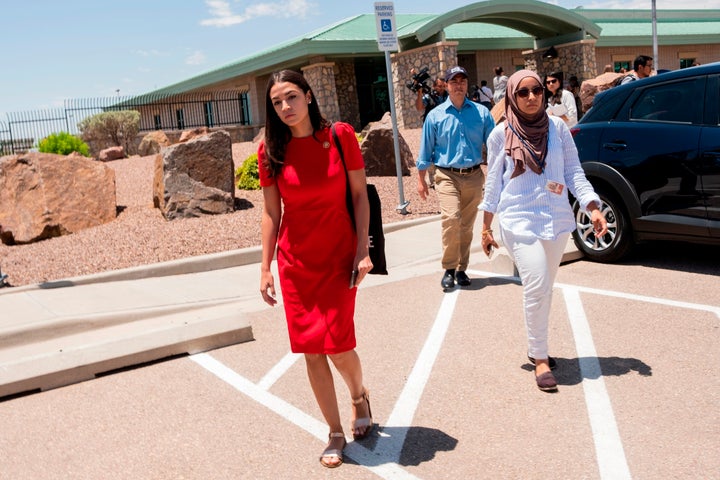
[570,62,720,262]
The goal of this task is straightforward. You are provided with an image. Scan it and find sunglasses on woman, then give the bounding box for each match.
[515,86,544,98]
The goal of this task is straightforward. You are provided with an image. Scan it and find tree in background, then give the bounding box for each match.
[78,110,140,156]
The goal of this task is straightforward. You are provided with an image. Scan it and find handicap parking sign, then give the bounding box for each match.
[374,2,398,51]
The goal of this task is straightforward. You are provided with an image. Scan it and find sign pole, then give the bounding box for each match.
[374,2,409,214]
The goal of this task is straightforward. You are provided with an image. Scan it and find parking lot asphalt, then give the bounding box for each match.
[0,215,718,479]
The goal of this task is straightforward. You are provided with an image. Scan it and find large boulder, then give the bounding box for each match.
[138,131,171,156]
[179,127,212,143]
[98,145,125,162]
[153,130,235,220]
[0,152,116,244]
[580,72,624,113]
[359,113,414,176]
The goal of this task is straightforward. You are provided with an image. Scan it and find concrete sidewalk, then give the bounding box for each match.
[0,214,581,398]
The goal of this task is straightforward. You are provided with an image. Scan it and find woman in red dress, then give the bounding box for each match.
[258,70,374,468]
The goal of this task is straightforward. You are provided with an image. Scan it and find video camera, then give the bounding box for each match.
[406,67,431,94]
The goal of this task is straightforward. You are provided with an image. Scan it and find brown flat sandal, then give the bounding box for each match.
[319,432,346,468]
[351,389,373,440]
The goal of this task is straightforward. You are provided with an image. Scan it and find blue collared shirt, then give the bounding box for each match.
[416,97,495,171]
[479,116,601,240]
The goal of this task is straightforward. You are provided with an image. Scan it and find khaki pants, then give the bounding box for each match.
[434,167,485,271]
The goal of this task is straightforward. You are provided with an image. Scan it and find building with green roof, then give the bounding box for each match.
[136,0,720,136]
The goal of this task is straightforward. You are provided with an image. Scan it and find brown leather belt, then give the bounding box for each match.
[437,164,481,174]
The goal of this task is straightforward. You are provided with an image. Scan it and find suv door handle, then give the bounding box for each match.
[602,142,627,152]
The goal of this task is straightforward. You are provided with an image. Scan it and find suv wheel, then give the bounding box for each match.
[572,186,634,263]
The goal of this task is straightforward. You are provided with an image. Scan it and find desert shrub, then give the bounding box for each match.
[235,153,260,190]
[38,132,90,156]
[78,110,140,154]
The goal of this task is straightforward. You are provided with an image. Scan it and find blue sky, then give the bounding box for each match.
[1,0,719,121]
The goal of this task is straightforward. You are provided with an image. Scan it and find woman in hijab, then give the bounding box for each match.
[478,70,607,392]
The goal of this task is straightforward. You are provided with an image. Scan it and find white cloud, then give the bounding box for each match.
[185,50,207,65]
[200,0,315,27]
[137,49,165,57]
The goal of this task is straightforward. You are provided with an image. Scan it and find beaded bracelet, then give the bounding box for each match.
[482,229,493,236]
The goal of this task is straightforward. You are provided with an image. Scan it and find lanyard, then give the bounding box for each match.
[506,122,546,173]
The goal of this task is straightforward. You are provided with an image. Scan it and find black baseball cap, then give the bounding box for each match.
[445,66,468,82]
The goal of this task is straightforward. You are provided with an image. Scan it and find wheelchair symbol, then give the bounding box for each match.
[381,19,392,32]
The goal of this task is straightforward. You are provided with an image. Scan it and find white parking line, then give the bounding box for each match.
[190,352,421,479]
[555,283,720,317]
[377,288,461,463]
[257,351,300,390]
[563,287,632,480]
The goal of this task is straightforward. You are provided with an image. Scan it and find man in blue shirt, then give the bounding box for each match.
[416,66,495,290]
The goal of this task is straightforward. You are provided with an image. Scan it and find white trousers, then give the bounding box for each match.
[500,229,570,360]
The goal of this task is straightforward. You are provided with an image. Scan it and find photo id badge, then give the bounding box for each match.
[546,180,564,195]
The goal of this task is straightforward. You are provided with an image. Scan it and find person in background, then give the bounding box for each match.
[477,80,494,110]
[567,75,583,121]
[620,55,654,85]
[416,66,495,290]
[415,76,449,122]
[258,69,374,468]
[479,70,607,392]
[544,71,578,127]
[493,66,509,104]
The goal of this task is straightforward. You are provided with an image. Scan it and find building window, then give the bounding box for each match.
[176,109,185,129]
[204,102,214,128]
[153,114,162,130]
[238,93,250,125]
[613,61,631,73]
[679,58,696,69]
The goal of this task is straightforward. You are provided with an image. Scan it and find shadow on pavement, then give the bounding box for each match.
[521,356,653,387]
[619,241,717,275]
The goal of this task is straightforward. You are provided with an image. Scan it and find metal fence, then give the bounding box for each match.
[0,89,251,156]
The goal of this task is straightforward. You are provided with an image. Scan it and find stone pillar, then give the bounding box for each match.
[523,39,598,85]
[392,41,459,129]
[334,61,361,130]
[301,62,341,123]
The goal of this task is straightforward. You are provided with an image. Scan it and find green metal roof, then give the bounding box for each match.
[143,5,720,97]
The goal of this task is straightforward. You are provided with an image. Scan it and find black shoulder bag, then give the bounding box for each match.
[331,124,387,275]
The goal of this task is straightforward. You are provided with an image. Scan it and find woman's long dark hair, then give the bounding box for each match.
[544,70,565,105]
[263,69,329,177]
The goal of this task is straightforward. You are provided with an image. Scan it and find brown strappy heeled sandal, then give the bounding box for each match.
[351,389,373,440]
[319,432,346,468]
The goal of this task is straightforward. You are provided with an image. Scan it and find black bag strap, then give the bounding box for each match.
[330,123,357,231]
[331,123,349,178]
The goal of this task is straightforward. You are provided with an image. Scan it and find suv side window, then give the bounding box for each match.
[629,80,698,123]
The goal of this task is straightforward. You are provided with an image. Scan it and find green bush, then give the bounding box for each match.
[38,132,90,156]
[235,153,260,190]
[77,110,140,153]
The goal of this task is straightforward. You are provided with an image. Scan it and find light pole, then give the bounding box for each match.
[652,0,659,71]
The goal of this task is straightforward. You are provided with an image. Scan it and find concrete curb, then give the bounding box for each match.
[0,303,253,398]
